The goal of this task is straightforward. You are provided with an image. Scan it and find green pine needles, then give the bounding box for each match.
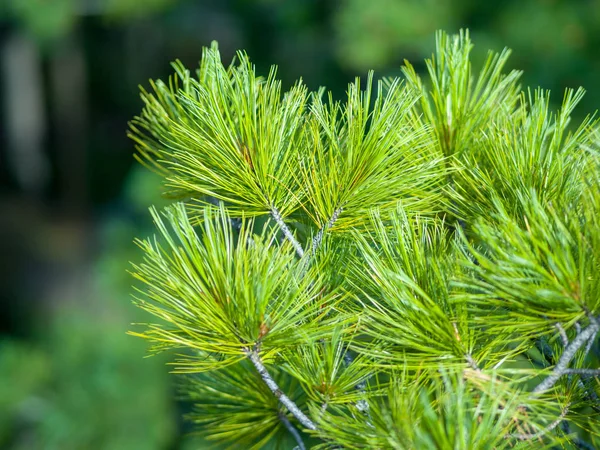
[128,30,600,449]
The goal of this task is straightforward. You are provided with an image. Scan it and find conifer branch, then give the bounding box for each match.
[583,330,597,359]
[311,207,343,255]
[532,318,600,394]
[560,421,597,450]
[465,353,480,371]
[279,412,307,450]
[244,347,317,431]
[555,323,569,347]
[563,369,600,377]
[510,404,569,440]
[129,31,600,448]
[581,376,600,413]
[343,352,371,418]
[534,338,555,368]
[536,329,600,411]
[271,207,305,258]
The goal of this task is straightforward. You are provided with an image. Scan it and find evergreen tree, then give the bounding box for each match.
[128,30,600,449]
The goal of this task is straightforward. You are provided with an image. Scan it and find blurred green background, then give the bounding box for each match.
[0,1,599,448]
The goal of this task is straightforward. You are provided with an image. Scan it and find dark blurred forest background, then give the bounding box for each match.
[1,0,600,448]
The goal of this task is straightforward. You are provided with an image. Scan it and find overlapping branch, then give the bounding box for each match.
[279,412,307,450]
[532,317,599,394]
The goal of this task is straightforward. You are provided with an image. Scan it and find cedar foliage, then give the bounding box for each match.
[128,30,600,449]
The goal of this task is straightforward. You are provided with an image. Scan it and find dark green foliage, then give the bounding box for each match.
[0,312,174,450]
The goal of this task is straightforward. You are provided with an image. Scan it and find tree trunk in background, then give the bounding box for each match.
[49,30,89,215]
[1,31,48,196]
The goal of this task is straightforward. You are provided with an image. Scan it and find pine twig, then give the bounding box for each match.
[244,347,317,431]
[583,330,597,359]
[207,197,243,231]
[563,369,600,377]
[580,375,600,414]
[534,331,599,410]
[311,207,343,255]
[510,404,570,440]
[560,421,597,450]
[555,323,569,347]
[465,353,480,371]
[550,323,600,410]
[343,352,371,418]
[535,338,555,367]
[279,412,307,450]
[532,318,600,394]
[271,207,305,258]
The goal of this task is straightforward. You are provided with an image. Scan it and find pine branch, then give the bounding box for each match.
[580,376,600,414]
[465,353,480,371]
[271,207,305,258]
[129,31,600,449]
[532,318,600,394]
[343,352,371,418]
[510,404,570,440]
[311,207,343,255]
[560,421,597,450]
[563,369,600,377]
[535,338,555,367]
[552,322,600,411]
[279,412,307,450]
[583,329,597,358]
[555,323,569,347]
[244,347,317,431]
